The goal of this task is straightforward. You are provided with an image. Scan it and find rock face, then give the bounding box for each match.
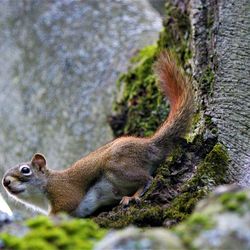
[95,227,184,250]
[191,0,250,186]
[180,185,250,249]
[0,0,162,174]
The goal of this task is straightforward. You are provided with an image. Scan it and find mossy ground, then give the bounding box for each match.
[219,191,250,214]
[174,212,216,248]
[0,215,106,250]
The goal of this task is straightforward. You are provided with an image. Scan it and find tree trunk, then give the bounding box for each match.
[191,0,250,186]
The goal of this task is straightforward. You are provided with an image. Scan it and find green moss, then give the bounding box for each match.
[163,143,229,223]
[94,205,164,229]
[185,112,202,142]
[204,144,229,169]
[200,67,215,96]
[164,190,207,223]
[191,143,229,187]
[25,215,54,229]
[192,112,202,128]
[130,45,157,64]
[180,142,229,196]
[219,192,250,214]
[174,212,215,248]
[110,2,192,138]
[204,115,212,126]
[157,2,192,66]
[0,216,107,250]
[186,213,215,229]
[111,43,167,138]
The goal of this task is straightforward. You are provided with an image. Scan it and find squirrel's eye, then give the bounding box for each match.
[19,165,32,176]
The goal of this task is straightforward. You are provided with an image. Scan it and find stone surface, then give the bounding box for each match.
[192,185,250,249]
[95,227,184,250]
[0,0,162,175]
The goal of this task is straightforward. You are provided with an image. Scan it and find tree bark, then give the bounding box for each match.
[191,0,250,186]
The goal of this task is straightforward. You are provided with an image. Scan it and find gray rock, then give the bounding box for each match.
[0,0,162,174]
[94,226,184,250]
[192,185,250,250]
[0,212,12,227]
[193,213,250,250]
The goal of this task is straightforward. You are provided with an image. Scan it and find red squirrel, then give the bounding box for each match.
[2,52,194,217]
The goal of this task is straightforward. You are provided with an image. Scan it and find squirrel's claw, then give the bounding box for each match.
[120,196,131,207]
[120,195,141,207]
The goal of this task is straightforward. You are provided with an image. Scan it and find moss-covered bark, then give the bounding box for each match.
[94,1,230,228]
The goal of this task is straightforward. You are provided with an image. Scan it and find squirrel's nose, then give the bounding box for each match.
[3,177,11,187]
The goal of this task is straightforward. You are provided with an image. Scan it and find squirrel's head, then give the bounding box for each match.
[2,153,50,213]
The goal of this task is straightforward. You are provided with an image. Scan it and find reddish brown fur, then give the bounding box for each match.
[152,51,194,146]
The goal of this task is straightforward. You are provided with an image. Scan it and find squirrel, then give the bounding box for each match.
[2,51,194,217]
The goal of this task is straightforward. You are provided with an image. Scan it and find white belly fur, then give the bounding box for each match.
[73,176,121,217]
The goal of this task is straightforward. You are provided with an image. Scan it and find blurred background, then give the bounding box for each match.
[0,0,163,213]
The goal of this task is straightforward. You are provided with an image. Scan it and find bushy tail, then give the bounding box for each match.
[151,51,194,148]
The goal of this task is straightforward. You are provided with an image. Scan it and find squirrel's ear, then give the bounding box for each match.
[31,153,47,173]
